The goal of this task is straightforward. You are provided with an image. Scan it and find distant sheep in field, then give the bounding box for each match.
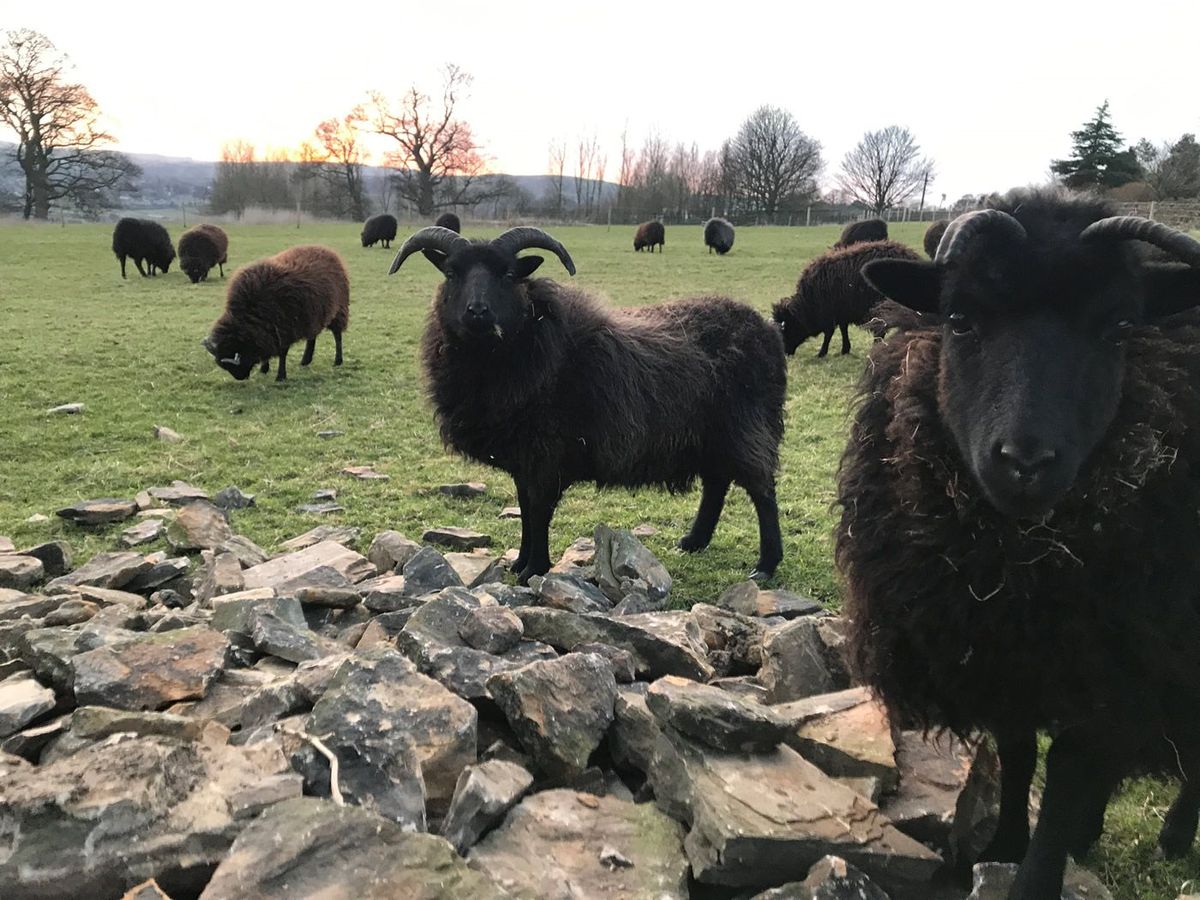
[704,217,734,255]
[634,221,665,252]
[435,211,462,234]
[361,214,398,249]
[178,224,229,283]
[834,218,887,248]
[203,245,349,382]
[772,240,921,356]
[923,219,949,258]
[112,218,176,278]
[390,224,787,583]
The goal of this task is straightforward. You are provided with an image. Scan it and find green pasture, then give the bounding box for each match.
[0,219,1194,898]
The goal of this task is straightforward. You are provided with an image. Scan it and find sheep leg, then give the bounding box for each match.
[134,258,148,278]
[333,329,344,366]
[515,478,562,584]
[1010,730,1112,900]
[1159,741,1200,858]
[260,359,270,374]
[219,263,224,277]
[119,255,127,279]
[747,486,782,579]
[512,482,532,577]
[679,477,731,553]
[817,330,834,357]
[978,728,1037,865]
[839,323,852,354]
[276,349,288,382]
[301,339,316,366]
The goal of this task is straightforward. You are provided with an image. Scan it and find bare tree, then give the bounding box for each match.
[209,141,293,217]
[0,29,139,219]
[616,125,633,210]
[547,139,566,216]
[364,65,504,216]
[728,106,821,217]
[314,114,368,220]
[838,125,934,215]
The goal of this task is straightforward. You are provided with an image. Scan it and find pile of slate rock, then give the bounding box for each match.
[0,483,1115,899]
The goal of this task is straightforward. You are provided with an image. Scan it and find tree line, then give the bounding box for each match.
[4,29,1200,224]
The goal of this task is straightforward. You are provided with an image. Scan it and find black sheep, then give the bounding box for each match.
[834,217,887,248]
[839,190,1200,899]
[361,213,398,249]
[435,211,462,234]
[111,217,176,278]
[703,217,734,255]
[634,221,665,252]
[203,245,349,382]
[390,225,786,583]
[772,240,921,356]
[923,218,949,258]
[178,224,229,283]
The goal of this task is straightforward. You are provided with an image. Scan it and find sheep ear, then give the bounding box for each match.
[1142,263,1200,319]
[421,249,448,271]
[514,255,543,280]
[861,259,942,314]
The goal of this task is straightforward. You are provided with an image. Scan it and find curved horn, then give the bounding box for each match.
[389,226,470,275]
[1081,216,1200,267]
[491,227,577,276]
[934,209,1028,266]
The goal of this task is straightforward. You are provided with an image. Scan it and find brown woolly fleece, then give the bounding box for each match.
[836,315,1200,740]
[634,221,665,252]
[834,218,888,248]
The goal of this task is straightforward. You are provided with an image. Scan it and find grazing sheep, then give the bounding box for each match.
[111,217,176,278]
[203,245,349,382]
[923,218,949,258]
[177,224,229,283]
[772,240,922,357]
[834,217,887,248]
[634,221,665,253]
[361,213,398,249]
[435,211,462,234]
[704,217,734,255]
[390,225,786,583]
[838,189,1200,899]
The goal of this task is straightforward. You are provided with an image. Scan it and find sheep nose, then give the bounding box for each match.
[466,301,489,319]
[996,441,1058,481]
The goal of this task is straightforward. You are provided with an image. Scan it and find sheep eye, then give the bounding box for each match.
[444,270,456,281]
[948,312,973,336]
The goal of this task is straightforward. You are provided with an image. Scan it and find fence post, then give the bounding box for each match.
[1149,201,1156,222]
[607,208,611,231]
[181,203,187,228]
[805,206,811,227]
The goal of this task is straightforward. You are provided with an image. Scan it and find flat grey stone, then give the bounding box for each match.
[56,498,138,525]
[0,555,43,591]
[441,759,533,853]
[459,606,524,654]
[243,541,374,590]
[402,546,464,596]
[146,481,209,505]
[594,524,671,603]
[529,572,611,614]
[279,524,360,552]
[516,607,712,681]
[73,626,230,710]
[277,565,360,608]
[367,530,421,573]
[0,675,56,738]
[760,616,851,703]
[45,552,152,592]
[18,541,72,578]
[750,855,890,899]
[198,797,506,899]
[487,652,617,778]
[646,674,791,753]
[437,482,487,497]
[469,789,688,899]
[423,526,492,551]
[166,501,233,551]
[194,551,245,604]
[46,402,84,415]
[967,861,1112,900]
[119,519,165,548]
[212,485,256,510]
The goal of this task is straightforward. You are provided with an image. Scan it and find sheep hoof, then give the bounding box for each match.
[748,567,774,583]
[677,534,709,553]
[1157,820,1198,859]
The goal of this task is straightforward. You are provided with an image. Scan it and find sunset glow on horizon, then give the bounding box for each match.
[6,0,1199,201]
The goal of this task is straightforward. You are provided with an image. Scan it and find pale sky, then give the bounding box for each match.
[6,0,1199,203]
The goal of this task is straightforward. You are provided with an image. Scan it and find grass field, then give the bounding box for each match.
[0,219,1195,898]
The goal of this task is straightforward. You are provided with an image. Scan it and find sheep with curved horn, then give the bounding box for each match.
[390,225,788,584]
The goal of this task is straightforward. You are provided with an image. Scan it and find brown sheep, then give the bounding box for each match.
[923,219,949,258]
[178,224,229,283]
[634,221,665,252]
[834,218,887,248]
[203,245,349,382]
